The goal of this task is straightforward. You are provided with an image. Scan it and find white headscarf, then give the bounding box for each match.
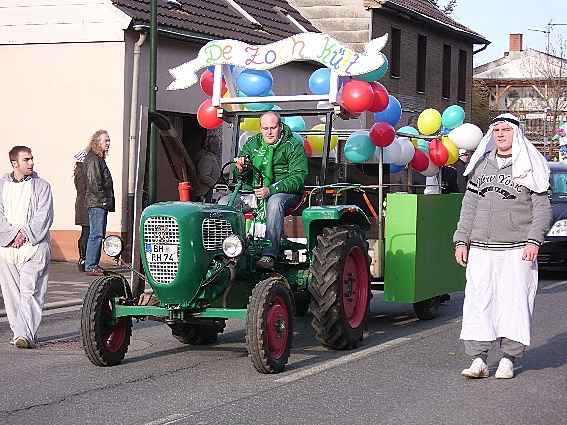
[464,113,550,193]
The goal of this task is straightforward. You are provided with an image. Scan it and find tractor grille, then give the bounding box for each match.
[143,216,179,284]
[202,218,233,251]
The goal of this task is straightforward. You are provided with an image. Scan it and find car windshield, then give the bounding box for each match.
[550,171,567,200]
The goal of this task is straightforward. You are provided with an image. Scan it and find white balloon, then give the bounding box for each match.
[448,123,483,150]
[394,137,415,166]
[381,139,402,164]
[419,160,440,177]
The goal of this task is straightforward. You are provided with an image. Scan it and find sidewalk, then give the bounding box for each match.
[0,261,128,317]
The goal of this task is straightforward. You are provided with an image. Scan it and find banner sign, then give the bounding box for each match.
[167,32,388,91]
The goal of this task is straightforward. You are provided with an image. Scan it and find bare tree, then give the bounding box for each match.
[428,0,458,15]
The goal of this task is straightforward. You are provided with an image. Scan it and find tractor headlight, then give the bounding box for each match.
[103,235,123,258]
[222,235,243,258]
[547,219,567,237]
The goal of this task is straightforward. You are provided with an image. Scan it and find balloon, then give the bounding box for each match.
[390,163,404,174]
[240,117,260,132]
[373,95,402,127]
[368,82,389,113]
[417,108,442,135]
[410,149,429,172]
[307,123,339,154]
[395,137,416,166]
[237,69,273,96]
[442,135,459,165]
[420,160,440,177]
[239,131,256,148]
[303,139,313,158]
[344,131,376,163]
[197,99,223,129]
[244,101,274,111]
[199,70,227,96]
[339,80,374,113]
[429,138,449,166]
[309,68,331,95]
[283,116,306,132]
[382,138,402,164]
[448,123,483,150]
[356,56,389,81]
[442,105,465,129]
[397,125,419,143]
[271,104,282,111]
[369,122,396,147]
[416,139,429,153]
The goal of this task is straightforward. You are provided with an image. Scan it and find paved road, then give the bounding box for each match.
[0,273,566,425]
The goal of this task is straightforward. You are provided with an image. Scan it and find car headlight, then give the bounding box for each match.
[547,219,567,237]
[103,235,124,257]
[222,235,243,258]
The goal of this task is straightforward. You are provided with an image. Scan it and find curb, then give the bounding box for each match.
[0,299,83,318]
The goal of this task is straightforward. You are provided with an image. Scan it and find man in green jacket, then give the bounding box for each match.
[235,111,308,270]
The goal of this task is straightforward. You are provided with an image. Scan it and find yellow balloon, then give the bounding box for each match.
[417,108,442,136]
[442,135,459,165]
[240,117,260,132]
[307,123,339,154]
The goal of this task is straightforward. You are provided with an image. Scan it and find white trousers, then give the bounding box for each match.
[0,244,50,343]
[460,247,538,346]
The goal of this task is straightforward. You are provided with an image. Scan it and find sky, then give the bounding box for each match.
[450,0,567,67]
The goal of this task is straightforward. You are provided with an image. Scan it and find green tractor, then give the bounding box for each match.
[80,146,373,373]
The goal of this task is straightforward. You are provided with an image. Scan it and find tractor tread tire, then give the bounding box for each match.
[309,225,370,350]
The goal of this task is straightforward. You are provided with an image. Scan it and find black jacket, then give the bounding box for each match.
[74,162,89,225]
[84,151,115,211]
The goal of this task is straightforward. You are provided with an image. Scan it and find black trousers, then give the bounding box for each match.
[77,225,90,259]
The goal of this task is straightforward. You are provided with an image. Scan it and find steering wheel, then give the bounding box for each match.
[220,157,264,189]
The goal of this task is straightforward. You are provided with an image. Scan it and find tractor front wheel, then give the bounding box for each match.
[246,275,293,374]
[169,321,226,345]
[81,276,132,366]
[309,225,370,350]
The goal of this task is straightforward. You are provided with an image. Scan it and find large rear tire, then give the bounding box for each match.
[309,225,370,350]
[246,275,293,374]
[81,276,132,366]
[169,321,226,345]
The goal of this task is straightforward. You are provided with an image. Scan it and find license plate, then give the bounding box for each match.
[144,243,178,263]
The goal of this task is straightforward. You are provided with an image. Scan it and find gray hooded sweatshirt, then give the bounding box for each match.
[453,150,552,250]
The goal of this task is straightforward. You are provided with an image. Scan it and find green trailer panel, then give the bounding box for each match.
[384,193,465,303]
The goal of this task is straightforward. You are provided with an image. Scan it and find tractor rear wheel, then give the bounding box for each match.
[309,225,370,350]
[81,276,132,366]
[246,275,293,374]
[169,321,226,345]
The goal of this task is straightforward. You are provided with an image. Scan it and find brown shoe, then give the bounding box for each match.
[86,266,105,277]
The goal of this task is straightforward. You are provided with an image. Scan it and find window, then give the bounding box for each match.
[458,49,467,101]
[390,27,401,78]
[416,35,427,93]
[442,44,451,98]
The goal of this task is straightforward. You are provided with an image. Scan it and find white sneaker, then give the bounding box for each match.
[495,357,514,379]
[461,357,489,378]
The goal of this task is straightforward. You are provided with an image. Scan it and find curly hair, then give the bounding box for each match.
[86,130,109,158]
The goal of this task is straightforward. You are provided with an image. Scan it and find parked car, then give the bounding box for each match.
[538,162,567,270]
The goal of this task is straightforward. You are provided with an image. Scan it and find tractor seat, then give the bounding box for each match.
[285,191,308,216]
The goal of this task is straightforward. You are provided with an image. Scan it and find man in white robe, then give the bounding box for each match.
[0,146,53,348]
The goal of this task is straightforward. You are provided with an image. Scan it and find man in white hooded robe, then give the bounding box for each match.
[0,146,53,348]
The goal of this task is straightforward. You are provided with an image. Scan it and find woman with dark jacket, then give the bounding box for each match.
[74,151,89,271]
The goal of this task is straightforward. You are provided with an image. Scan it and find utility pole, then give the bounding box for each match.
[148,0,158,204]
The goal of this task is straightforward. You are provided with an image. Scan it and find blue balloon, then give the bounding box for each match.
[356,55,389,82]
[283,116,306,132]
[397,125,419,138]
[442,105,465,129]
[237,69,273,96]
[344,131,376,163]
[309,68,331,95]
[373,95,402,127]
[389,163,404,173]
[243,90,275,111]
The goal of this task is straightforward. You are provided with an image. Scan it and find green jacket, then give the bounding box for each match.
[238,124,308,195]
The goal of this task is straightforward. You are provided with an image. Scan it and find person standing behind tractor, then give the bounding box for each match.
[73,150,89,271]
[453,113,552,379]
[234,111,308,270]
[84,130,115,277]
[0,146,53,348]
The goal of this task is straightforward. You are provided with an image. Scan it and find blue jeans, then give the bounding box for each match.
[85,207,108,271]
[263,193,300,258]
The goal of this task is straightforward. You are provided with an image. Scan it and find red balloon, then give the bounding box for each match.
[429,138,449,166]
[410,149,429,172]
[339,80,374,113]
[197,99,223,129]
[368,82,389,113]
[369,122,395,147]
[199,70,227,97]
[303,138,313,158]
